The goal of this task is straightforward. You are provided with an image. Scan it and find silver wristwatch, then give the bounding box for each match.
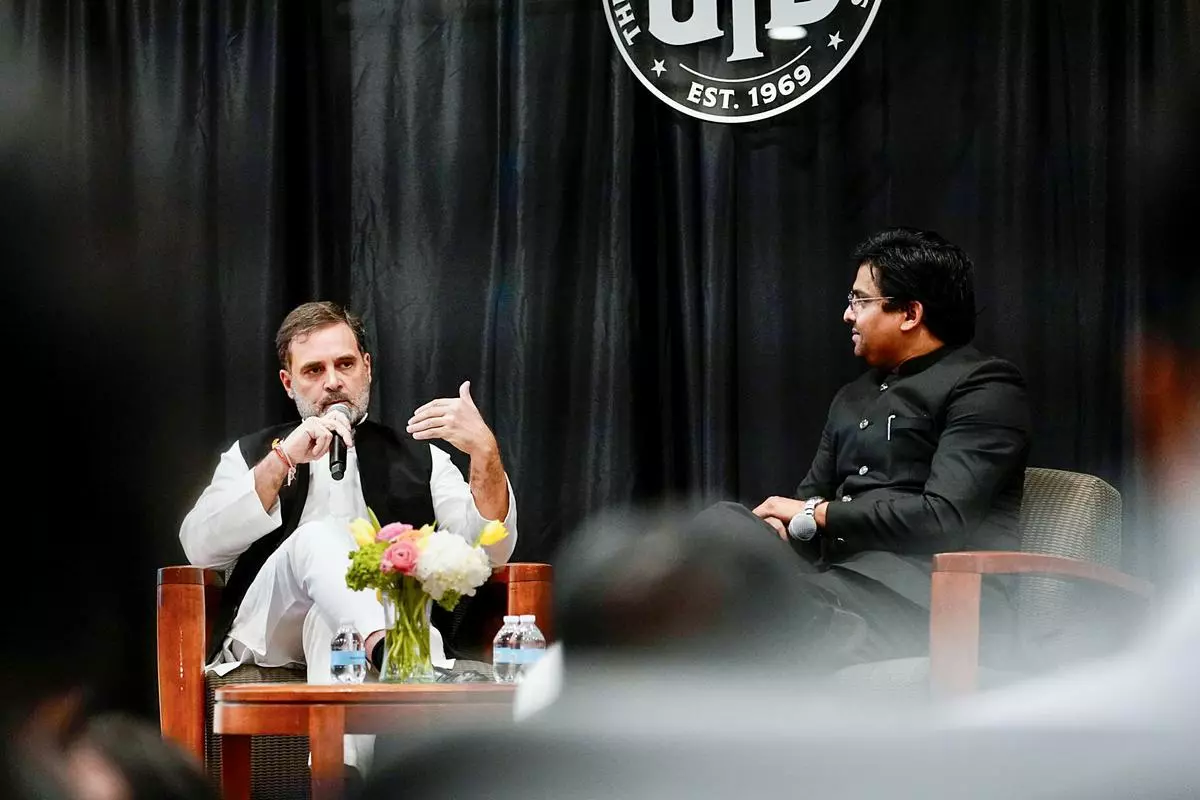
[787,496,825,542]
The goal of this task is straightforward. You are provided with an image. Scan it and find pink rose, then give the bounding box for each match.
[376,522,414,542]
[381,541,419,576]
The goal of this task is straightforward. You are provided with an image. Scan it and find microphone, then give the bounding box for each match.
[326,403,354,481]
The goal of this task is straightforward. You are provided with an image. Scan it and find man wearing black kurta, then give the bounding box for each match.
[708,227,1031,669]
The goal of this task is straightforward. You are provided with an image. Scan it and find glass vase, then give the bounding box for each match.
[379,577,436,684]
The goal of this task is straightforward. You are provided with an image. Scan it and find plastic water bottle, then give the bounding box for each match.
[492,615,521,684]
[330,621,367,684]
[514,614,546,683]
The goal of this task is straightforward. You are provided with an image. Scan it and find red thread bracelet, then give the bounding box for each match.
[272,443,296,486]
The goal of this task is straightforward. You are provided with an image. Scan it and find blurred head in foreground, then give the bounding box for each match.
[0,54,146,793]
[510,504,876,723]
[551,505,827,672]
[63,714,218,800]
[1130,80,1200,581]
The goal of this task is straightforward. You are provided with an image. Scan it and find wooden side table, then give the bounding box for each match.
[214,683,516,800]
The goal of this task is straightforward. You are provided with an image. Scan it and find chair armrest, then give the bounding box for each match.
[932,551,1153,596]
[491,562,554,642]
[159,565,226,587]
[157,566,224,763]
[930,551,1153,695]
[489,563,552,584]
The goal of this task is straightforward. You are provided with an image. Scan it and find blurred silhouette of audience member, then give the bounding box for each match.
[63,714,219,800]
[550,507,836,667]
[0,53,163,799]
[363,506,912,798]
[358,507,1196,800]
[941,75,1200,731]
[508,505,875,720]
[0,744,75,800]
[0,86,100,798]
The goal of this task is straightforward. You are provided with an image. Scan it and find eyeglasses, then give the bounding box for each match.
[845,293,894,311]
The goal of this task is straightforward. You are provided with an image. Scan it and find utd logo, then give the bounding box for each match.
[603,0,882,123]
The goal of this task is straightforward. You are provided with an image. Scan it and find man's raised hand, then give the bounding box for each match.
[407,380,498,457]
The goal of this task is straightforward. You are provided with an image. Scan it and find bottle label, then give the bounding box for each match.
[512,648,545,665]
[330,650,366,667]
[492,646,515,663]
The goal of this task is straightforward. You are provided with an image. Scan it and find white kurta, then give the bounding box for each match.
[180,433,518,677]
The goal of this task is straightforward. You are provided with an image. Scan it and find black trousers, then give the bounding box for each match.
[695,501,930,671]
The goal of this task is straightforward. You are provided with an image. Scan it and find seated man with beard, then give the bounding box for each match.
[179,301,519,771]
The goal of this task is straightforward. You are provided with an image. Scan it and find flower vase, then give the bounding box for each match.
[379,577,436,683]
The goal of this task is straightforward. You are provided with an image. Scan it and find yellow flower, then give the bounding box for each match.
[416,523,436,546]
[477,520,509,547]
[350,518,376,548]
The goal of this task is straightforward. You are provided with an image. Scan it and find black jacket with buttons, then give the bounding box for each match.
[795,344,1030,609]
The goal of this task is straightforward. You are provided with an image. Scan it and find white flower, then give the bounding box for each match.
[414,530,492,601]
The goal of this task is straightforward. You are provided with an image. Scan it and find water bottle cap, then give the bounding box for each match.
[519,614,535,623]
[503,615,520,623]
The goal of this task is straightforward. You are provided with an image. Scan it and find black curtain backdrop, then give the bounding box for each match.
[2,0,1195,720]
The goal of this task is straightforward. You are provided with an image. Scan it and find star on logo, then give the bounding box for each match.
[827,31,843,50]
[651,59,667,78]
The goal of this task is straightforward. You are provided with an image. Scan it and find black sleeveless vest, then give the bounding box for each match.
[207,419,435,661]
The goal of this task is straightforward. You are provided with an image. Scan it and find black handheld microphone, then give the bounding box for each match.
[327,403,354,481]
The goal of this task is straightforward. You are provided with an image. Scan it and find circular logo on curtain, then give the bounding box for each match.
[603,0,883,124]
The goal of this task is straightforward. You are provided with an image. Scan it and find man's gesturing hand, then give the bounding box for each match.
[280,410,354,465]
[752,496,806,541]
[407,380,498,457]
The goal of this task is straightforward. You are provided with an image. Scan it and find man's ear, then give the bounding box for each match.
[899,300,924,332]
[279,368,294,398]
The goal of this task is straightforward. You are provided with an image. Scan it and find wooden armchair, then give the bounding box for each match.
[834,468,1154,695]
[930,551,1152,693]
[158,562,552,795]
[929,467,1154,693]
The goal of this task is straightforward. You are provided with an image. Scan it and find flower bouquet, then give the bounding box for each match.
[345,511,509,683]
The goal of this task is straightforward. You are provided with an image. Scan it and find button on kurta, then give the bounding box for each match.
[859,419,869,429]
[879,383,889,391]
[842,495,852,502]
[858,465,868,475]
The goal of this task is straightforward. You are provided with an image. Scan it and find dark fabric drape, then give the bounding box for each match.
[345,1,644,559]
[3,0,1194,720]
[342,0,1196,572]
[2,0,349,721]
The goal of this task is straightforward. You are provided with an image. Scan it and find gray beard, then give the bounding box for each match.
[294,385,371,425]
